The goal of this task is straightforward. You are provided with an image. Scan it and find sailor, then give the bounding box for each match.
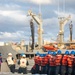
[38,54,43,74]
[0,53,2,71]
[31,52,40,74]
[42,54,48,74]
[34,52,40,74]
[0,53,2,64]
[46,51,52,74]
[31,64,36,74]
[48,52,56,75]
[73,52,75,75]
[61,51,69,75]
[18,54,27,74]
[55,50,62,75]
[40,54,45,74]
[67,51,74,75]
[6,53,15,73]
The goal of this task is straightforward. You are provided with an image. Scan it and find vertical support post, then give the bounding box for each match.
[38,23,42,49]
[59,19,64,45]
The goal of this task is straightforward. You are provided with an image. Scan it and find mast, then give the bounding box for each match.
[59,15,71,44]
[28,10,43,49]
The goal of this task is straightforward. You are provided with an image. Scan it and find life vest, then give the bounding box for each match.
[46,54,51,63]
[20,58,26,68]
[38,57,42,65]
[55,54,62,65]
[49,55,56,66]
[73,57,75,64]
[41,56,48,66]
[67,55,74,67]
[7,57,14,65]
[34,56,39,65]
[44,56,49,65]
[41,57,45,66]
[62,55,68,66]
[46,54,51,60]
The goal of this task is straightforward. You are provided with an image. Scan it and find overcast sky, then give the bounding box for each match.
[0,0,75,43]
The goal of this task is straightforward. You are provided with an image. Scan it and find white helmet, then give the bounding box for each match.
[8,53,12,56]
[22,55,26,57]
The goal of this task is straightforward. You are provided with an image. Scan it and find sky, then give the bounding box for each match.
[0,0,75,44]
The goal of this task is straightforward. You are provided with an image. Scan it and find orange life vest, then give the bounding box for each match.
[55,54,62,65]
[62,55,68,66]
[73,57,75,64]
[46,54,51,61]
[67,55,74,67]
[41,57,45,66]
[44,56,49,65]
[41,56,49,66]
[49,55,56,66]
[34,56,39,65]
[38,57,42,65]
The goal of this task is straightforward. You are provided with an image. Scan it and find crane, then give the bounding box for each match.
[59,15,71,45]
[30,19,35,51]
[28,10,43,49]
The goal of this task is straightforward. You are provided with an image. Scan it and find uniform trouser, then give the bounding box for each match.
[61,65,67,75]
[55,65,60,75]
[67,67,73,75]
[45,64,49,74]
[35,64,39,74]
[18,67,27,74]
[39,65,42,74]
[48,66,56,75]
[31,67,36,74]
[72,66,75,75]
[41,66,45,74]
[8,64,15,73]
[41,65,48,74]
